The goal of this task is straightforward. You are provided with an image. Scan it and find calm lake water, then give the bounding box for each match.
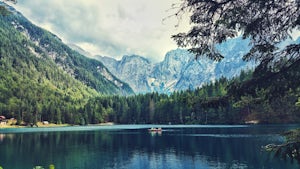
[0,124,299,169]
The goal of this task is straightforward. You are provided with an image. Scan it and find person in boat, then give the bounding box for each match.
[148,127,162,131]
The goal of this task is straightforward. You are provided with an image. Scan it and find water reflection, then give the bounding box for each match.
[0,134,5,142]
[0,125,299,169]
[0,133,14,143]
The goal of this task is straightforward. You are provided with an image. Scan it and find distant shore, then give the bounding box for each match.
[0,121,115,129]
[0,123,69,129]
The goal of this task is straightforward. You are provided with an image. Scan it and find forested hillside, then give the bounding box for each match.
[7,4,133,95]
[0,3,133,125]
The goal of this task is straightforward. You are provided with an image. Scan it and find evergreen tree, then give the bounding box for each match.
[172,0,300,67]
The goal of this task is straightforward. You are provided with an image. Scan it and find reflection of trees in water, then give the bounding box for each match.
[0,131,117,168]
[0,134,5,142]
[0,133,14,143]
[0,129,298,168]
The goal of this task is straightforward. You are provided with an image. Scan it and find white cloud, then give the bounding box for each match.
[14,0,190,62]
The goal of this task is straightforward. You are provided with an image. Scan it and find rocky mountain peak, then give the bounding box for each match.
[96,37,257,94]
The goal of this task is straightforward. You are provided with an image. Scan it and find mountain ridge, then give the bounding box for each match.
[97,37,256,94]
[0,2,136,124]
[0,2,133,95]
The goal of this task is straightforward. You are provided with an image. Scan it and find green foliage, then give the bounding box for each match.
[33,165,55,169]
[9,12,133,95]
[264,129,300,163]
[49,164,55,169]
[0,6,134,125]
[296,98,300,107]
[83,77,235,124]
[0,10,99,124]
[227,58,300,123]
[0,5,10,16]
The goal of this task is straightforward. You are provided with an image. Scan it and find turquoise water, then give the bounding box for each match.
[0,124,299,169]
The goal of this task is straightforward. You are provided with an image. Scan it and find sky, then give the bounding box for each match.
[12,0,190,62]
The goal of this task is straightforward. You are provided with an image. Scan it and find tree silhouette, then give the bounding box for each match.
[172,0,300,67]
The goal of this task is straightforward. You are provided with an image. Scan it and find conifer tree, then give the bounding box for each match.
[172,0,300,68]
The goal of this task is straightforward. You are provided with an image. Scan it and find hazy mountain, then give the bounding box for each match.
[97,37,256,94]
[68,43,93,58]
[96,55,153,93]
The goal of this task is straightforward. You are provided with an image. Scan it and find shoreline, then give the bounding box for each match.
[0,122,115,129]
[1,122,299,129]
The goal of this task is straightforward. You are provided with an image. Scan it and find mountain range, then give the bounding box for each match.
[1,2,298,98]
[1,2,300,126]
[96,37,256,94]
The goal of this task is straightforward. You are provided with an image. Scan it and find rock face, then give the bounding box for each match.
[97,55,153,93]
[97,37,256,94]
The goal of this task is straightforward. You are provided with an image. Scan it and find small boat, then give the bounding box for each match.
[148,127,162,132]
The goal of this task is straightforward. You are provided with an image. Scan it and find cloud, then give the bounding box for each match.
[14,0,190,62]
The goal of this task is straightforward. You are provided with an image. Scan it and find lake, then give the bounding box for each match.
[0,124,299,169]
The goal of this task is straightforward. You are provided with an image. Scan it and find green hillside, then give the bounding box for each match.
[6,6,133,95]
[0,3,133,124]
